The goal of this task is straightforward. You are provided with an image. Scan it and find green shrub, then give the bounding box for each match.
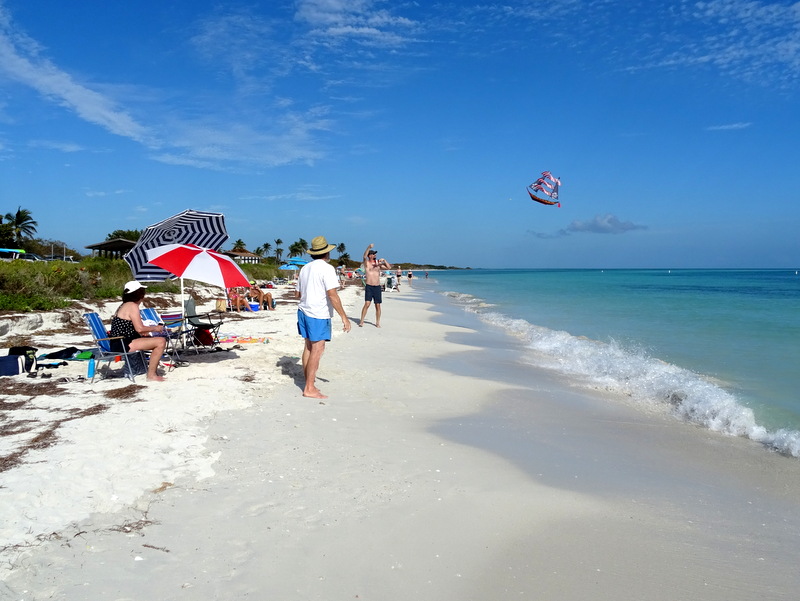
[0,257,281,312]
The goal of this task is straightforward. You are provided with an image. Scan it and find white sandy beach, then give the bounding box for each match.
[2,283,800,600]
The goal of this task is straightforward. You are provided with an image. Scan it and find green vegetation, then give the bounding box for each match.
[0,258,281,313]
[1,206,461,312]
[2,207,38,246]
[106,229,142,241]
[2,205,82,259]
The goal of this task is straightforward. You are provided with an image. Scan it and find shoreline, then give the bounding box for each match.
[3,285,800,599]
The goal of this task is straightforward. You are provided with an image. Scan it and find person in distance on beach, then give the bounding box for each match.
[110,281,168,382]
[358,243,393,328]
[247,280,274,310]
[227,287,255,312]
[296,236,351,399]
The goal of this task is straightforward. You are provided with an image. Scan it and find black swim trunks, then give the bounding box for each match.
[364,284,383,304]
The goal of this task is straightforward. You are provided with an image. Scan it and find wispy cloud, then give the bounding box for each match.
[189,10,288,94]
[151,105,333,171]
[706,122,752,131]
[0,5,152,143]
[1,0,797,175]
[530,214,647,238]
[296,0,419,48]
[241,184,341,202]
[84,188,129,198]
[29,139,85,152]
[0,1,339,171]
[616,0,800,85]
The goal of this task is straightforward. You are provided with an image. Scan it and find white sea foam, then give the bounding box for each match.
[443,290,800,458]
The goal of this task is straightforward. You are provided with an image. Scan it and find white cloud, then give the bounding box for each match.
[29,139,84,152]
[567,214,647,235]
[295,0,419,48]
[618,0,800,85]
[706,122,752,131]
[530,213,647,238]
[0,5,152,144]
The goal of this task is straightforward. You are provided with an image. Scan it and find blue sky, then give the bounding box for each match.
[1,0,798,269]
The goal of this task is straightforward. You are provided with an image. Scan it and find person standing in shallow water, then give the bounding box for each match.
[296,236,351,399]
[358,243,392,328]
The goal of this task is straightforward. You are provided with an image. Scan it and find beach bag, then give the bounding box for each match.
[0,355,25,377]
[194,329,213,347]
[127,352,147,376]
[8,346,38,373]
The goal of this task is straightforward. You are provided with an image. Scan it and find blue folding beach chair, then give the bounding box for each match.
[82,312,146,382]
[140,307,188,369]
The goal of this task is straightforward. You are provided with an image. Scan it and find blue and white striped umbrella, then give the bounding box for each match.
[125,210,229,281]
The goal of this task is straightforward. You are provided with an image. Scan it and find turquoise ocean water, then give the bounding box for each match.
[415,269,800,458]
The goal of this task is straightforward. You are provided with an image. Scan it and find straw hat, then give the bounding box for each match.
[308,236,336,256]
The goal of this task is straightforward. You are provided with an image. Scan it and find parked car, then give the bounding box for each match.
[45,255,78,262]
[18,253,46,261]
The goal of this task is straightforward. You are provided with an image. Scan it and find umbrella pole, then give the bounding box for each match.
[181,278,185,320]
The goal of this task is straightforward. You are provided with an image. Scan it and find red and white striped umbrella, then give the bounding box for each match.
[145,243,249,289]
[126,210,229,282]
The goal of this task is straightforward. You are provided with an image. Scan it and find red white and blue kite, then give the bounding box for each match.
[527,171,561,207]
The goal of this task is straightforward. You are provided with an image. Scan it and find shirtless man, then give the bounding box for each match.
[247,281,274,310]
[358,243,392,328]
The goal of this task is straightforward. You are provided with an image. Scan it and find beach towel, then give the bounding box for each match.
[44,346,80,359]
[218,334,269,344]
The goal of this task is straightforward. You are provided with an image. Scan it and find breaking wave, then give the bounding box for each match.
[441,290,800,458]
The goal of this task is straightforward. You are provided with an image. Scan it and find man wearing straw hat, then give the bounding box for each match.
[296,235,351,399]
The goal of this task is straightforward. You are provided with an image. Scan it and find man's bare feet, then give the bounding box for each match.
[147,374,166,382]
[375,323,381,328]
[357,321,363,327]
[303,389,328,399]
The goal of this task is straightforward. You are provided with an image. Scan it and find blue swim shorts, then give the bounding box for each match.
[297,309,332,342]
[364,284,383,304]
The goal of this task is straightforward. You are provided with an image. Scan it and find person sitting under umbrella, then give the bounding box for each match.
[110,281,168,382]
[227,287,255,312]
[247,280,275,311]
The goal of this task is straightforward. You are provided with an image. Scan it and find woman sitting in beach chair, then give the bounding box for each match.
[109,281,168,381]
[227,287,255,312]
[246,280,275,310]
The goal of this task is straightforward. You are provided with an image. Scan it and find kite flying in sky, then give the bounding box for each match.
[527,171,561,207]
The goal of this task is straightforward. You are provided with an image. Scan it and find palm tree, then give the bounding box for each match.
[274,238,283,263]
[3,207,38,245]
[336,243,346,259]
[288,241,304,258]
[261,242,272,257]
[297,238,308,254]
[231,239,247,252]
